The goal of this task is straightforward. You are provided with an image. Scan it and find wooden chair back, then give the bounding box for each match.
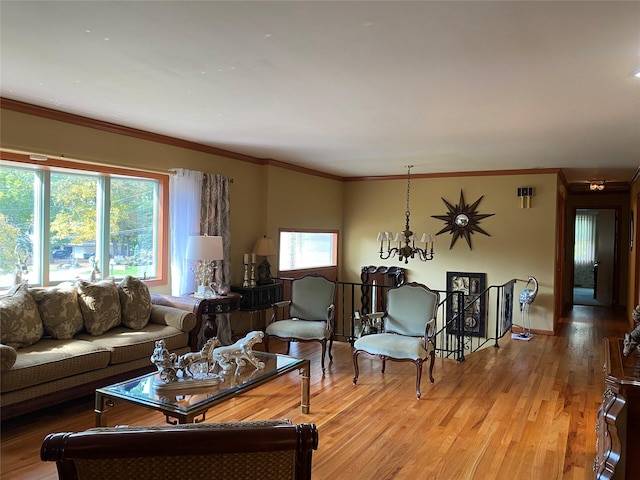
[41,420,318,480]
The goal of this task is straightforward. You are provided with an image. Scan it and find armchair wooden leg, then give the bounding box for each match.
[328,336,334,361]
[415,360,423,399]
[352,351,360,385]
[320,340,327,375]
[428,350,435,383]
[382,357,386,374]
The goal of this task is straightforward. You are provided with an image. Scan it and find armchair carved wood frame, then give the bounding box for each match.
[264,275,337,375]
[352,282,440,399]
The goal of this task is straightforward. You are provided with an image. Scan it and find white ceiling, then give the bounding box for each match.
[1,1,639,185]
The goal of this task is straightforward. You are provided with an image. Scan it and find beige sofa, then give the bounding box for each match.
[0,277,197,420]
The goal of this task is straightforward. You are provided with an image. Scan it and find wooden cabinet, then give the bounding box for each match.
[595,337,640,479]
[231,283,283,312]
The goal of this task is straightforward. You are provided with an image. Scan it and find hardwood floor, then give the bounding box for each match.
[0,306,630,479]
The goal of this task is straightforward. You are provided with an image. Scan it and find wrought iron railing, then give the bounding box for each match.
[273,277,518,362]
[433,279,517,362]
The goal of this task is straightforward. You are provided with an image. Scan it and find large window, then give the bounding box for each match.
[0,155,167,290]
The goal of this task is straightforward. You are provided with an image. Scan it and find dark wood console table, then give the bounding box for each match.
[595,337,640,479]
[230,283,284,332]
[151,293,241,349]
[231,283,284,311]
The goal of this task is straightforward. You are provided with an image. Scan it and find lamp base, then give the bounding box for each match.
[195,285,217,298]
[256,258,274,285]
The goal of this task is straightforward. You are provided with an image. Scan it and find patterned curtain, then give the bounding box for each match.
[200,173,231,291]
[200,173,232,345]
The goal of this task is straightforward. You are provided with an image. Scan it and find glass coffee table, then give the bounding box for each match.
[95,351,310,426]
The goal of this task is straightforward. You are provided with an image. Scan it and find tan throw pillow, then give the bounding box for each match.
[0,283,44,348]
[118,275,151,329]
[29,282,83,339]
[77,279,122,336]
[0,343,18,371]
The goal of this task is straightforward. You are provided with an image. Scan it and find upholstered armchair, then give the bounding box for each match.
[264,275,336,374]
[41,419,318,480]
[352,282,440,398]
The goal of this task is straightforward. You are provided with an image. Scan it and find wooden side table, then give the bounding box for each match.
[151,293,241,349]
[231,283,284,331]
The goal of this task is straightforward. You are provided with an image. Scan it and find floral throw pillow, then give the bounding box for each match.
[29,282,83,339]
[118,275,152,329]
[0,283,44,348]
[77,279,122,336]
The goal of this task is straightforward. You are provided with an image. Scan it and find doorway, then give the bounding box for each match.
[573,208,616,306]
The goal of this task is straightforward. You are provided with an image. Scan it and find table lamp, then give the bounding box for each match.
[186,235,224,297]
[253,236,277,285]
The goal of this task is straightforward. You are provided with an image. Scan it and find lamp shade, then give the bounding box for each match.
[253,236,277,256]
[186,235,224,261]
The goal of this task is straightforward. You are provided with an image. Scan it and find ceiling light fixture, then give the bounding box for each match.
[377,165,435,264]
[589,180,605,191]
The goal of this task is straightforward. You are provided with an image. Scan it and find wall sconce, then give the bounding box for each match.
[590,181,605,191]
[517,187,534,209]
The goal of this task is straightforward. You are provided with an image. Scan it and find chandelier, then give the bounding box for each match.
[377,165,435,264]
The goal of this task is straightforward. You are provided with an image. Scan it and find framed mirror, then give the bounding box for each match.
[360,266,406,315]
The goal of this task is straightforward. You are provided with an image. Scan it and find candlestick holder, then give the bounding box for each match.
[242,253,251,287]
[249,253,257,287]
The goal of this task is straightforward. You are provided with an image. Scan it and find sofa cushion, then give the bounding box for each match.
[76,324,188,365]
[118,276,151,329]
[0,338,111,393]
[0,283,44,348]
[77,279,122,336]
[0,344,17,372]
[29,283,84,340]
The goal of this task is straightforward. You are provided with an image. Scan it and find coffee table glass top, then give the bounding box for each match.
[97,351,305,414]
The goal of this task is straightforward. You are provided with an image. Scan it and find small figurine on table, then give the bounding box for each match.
[623,305,640,356]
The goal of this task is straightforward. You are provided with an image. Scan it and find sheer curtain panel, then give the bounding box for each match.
[169,169,202,296]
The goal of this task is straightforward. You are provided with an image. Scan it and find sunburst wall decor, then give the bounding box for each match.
[431,191,494,250]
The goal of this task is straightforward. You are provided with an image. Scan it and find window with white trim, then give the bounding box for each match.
[0,159,164,289]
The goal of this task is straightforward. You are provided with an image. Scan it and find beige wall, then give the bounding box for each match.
[343,173,559,333]
[2,107,560,334]
[0,108,345,291]
[262,165,344,277]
